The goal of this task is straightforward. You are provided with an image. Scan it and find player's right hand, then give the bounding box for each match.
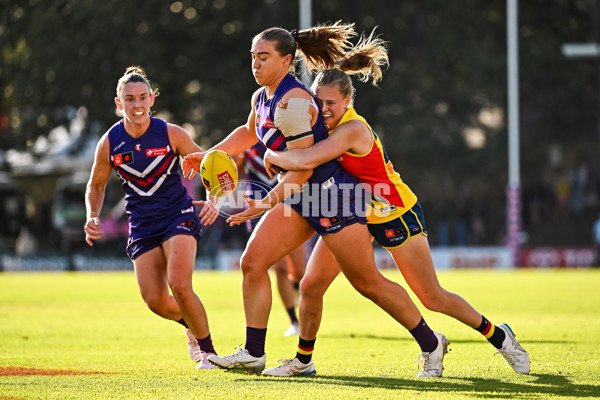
[193,200,219,226]
[84,217,103,246]
[182,152,205,179]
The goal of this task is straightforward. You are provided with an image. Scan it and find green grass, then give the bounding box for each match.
[1,268,599,399]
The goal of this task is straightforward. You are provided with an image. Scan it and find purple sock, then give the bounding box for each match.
[197,333,216,355]
[409,317,438,353]
[245,327,267,357]
[286,307,299,324]
[176,318,188,328]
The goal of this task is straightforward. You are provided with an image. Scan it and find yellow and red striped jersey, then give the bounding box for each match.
[332,107,417,223]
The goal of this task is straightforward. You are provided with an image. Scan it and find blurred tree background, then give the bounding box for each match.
[1,0,599,252]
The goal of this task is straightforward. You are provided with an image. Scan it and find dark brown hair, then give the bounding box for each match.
[254,21,356,76]
[115,66,159,98]
[254,23,388,87]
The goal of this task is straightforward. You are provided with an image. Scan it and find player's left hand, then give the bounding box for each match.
[263,149,283,179]
[182,151,205,179]
[193,200,219,225]
[226,195,271,226]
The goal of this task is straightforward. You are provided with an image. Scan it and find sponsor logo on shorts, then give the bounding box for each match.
[129,243,141,257]
[181,206,194,214]
[321,177,335,190]
[320,217,340,228]
[385,229,403,238]
[177,221,194,231]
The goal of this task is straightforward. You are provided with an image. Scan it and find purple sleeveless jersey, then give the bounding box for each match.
[107,117,200,250]
[254,74,366,234]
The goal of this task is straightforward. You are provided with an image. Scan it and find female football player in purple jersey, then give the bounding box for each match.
[84,66,219,369]
[236,143,307,337]
[182,23,446,377]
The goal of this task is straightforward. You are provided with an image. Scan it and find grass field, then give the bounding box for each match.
[1,268,599,399]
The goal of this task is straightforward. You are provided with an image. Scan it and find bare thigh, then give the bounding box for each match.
[133,246,169,304]
[242,203,315,271]
[301,236,341,298]
[388,235,443,299]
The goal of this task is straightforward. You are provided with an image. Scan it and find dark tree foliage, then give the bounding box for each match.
[1,0,599,245]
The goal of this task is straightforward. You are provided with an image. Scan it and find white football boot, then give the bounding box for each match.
[494,323,530,374]
[207,346,266,375]
[262,358,316,377]
[185,328,201,361]
[283,322,300,337]
[193,351,218,370]
[415,332,450,378]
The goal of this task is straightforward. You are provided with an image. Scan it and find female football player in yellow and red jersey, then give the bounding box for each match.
[263,65,531,376]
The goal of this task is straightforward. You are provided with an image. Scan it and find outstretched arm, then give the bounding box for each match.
[182,91,260,179]
[263,120,366,177]
[84,134,112,246]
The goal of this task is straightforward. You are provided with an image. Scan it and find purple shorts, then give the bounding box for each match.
[126,214,202,260]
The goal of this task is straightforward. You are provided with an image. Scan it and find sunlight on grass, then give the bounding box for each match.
[0,269,599,399]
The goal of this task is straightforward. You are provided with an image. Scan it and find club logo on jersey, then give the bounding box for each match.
[320,217,340,227]
[146,147,169,157]
[135,144,142,151]
[263,118,276,129]
[113,151,133,166]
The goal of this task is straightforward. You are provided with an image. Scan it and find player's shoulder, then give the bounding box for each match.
[166,121,186,136]
[338,118,370,135]
[165,122,195,153]
[281,86,311,101]
[250,88,264,107]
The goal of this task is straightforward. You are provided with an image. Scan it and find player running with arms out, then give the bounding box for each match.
[263,65,530,375]
[84,66,219,369]
[182,23,446,377]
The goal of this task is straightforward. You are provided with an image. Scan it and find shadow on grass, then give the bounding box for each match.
[321,333,571,345]
[252,373,598,398]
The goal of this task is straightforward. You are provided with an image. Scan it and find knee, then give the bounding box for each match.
[299,277,326,300]
[417,289,447,313]
[348,278,381,302]
[240,252,266,277]
[168,278,193,302]
[143,294,167,316]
